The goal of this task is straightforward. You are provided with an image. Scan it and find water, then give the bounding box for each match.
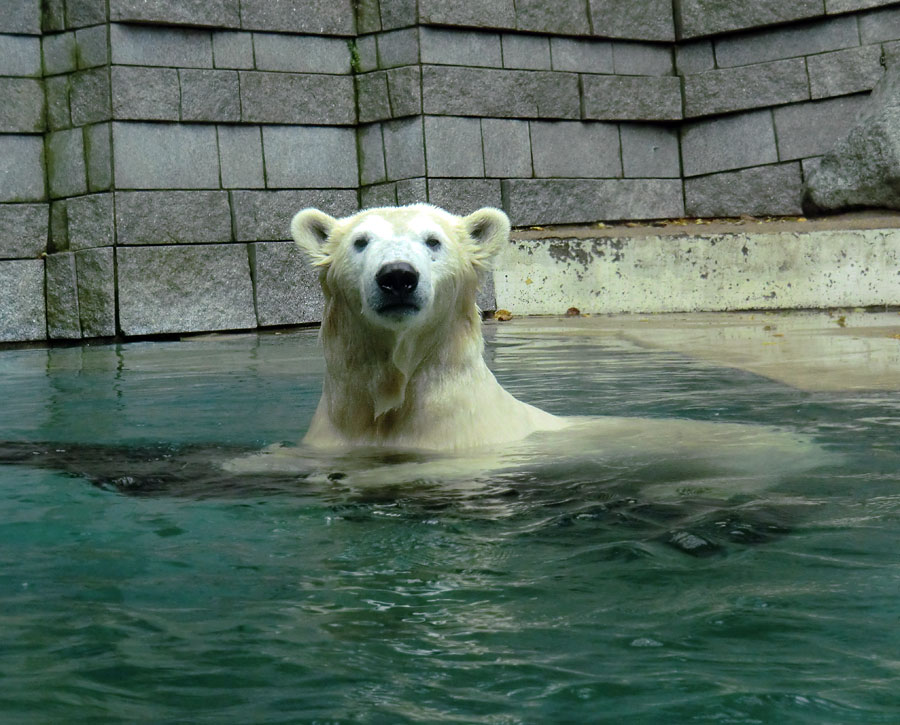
[1,325,899,724]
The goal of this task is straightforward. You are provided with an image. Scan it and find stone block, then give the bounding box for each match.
[675,40,715,75]
[115,190,232,245]
[110,24,213,68]
[424,116,484,177]
[358,123,387,186]
[395,177,427,205]
[715,16,859,68]
[422,66,581,119]
[773,95,864,161]
[45,75,70,131]
[0,259,45,342]
[387,66,422,117]
[360,182,398,208]
[588,0,676,42]
[0,78,44,133]
[212,31,254,69]
[502,34,551,70]
[113,122,220,189]
[239,0,356,36]
[377,28,418,69]
[65,0,107,28]
[357,0,382,34]
[380,0,417,30]
[683,58,810,118]
[514,0,590,35]
[859,6,900,44]
[0,203,47,258]
[49,200,67,252]
[0,135,45,202]
[427,179,502,214]
[827,0,898,10]
[249,242,323,326]
[253,33,350,74]
[262,126,358,189]
[355,34,378,72]
[1,0,41,35]
[420,27,502,67]
[620,124,680,178]
[382,117,425,180]
[45,252,81,339]
[46,128,87,199]
[110,0,240,27]
[675,0,825,40]
[75,247,115,337]
[180,69,240,122]
[66,192,113,250]
[111,66,180,121]
[75,25,108,69]
[40,33,75,76]
[356,71,392,123]
[43,0,65,32]
[231,190,358,241]
[117,244,256,336]
[549,37,613,73]
[530,121,622,178]
[808,45,885,99]
[84,123,112,192]
[69,67,111,126]
[502,178,684,225]
[612,42,673,76]
[419,0,516,29]
[681,110,778,177]
[240,72,356,125]
[218,126,265,189]
[582,75,682,121]
[685,163,804,217]
[482,118,533,178]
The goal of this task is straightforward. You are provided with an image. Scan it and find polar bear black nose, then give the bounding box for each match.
[376,262,419,296]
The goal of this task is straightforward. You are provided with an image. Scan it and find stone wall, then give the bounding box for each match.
[2,0,900,342]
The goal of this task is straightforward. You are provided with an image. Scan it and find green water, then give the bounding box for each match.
[1,328,899,724]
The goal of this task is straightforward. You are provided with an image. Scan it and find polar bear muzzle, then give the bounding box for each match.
[374,262,420,316]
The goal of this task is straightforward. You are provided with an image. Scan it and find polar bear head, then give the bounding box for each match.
[290,203,509,332]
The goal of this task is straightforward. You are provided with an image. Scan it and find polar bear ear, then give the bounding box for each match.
[463,207,510,267]
[291,208,337,266]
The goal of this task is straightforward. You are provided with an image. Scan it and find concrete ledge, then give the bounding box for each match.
[496,214,900,314]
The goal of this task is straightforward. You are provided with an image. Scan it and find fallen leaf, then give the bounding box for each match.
[565,307,581,317]
[494,309,513,322]
[836,316,847,328]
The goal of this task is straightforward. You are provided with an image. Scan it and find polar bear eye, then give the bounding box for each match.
[353,235,369,251]
[425,235,441,251]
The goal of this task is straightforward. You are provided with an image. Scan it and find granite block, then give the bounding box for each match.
[75,246,115,337]
[41,32,75,76]
[424,116,484,177]
[620,124,681,178]
[1,0,42,35]
[110,24,213,68]
[46,128,87,199]
[253,33,351,74]
[683,58,811,117]
[420,27,502,67]
[110,0,240,27]
[386,65,422,117]
[549,37,613,73]
[117,244,256,336]
[75,25,108,69]
[355,34,378,72]
[115,191,232,245]
[240,71,356,125]
[180,69,240,122]
[427,179,502,214]
[45,252,81,339]
[239,0,356,36]
[482,118,533,178]
[356,71,392,123]
[42,0,65,32]
[858,6,900,43]
[382,117,425,180]
[530,121,622,178]
[422,66,581,119]
[681,110,779,176]
[684,163,803,217]
[249,241,324,326]
[45,75,71,130]
[111,66,180,121]
[395,177,427,205]
[0,135,45,202]
[377,27,419,69]
[380,0,417,30]
[675,40,715,74]
[808,45,885,99]
[213,31,254,69]
[113,122,220,189]
[0,259,45,342]
[502,34,551,70]
[676,0,825,40]
[827,0,900,11]
[582,75,683,121]
[49,200,67,252]
[231,189,358,241]
[84,122,112,192]
[418,0,516,29]
[589,0,676,42]
[218,126,265,189]
[65,0,107,28]
[358,123,387,186]
[515,0,590,35]
[0,78,45,133]
[262,126,358,189]
[773,94,866,161]
[612,41,673,76]
[69,67,111,126]
[357,0,382,34]
[502,178,684,225]
[66,192,113,250]
[0,203,47,258]
[360,182,398,208]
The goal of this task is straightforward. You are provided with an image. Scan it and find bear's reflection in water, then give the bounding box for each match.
[0,417,831,558]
